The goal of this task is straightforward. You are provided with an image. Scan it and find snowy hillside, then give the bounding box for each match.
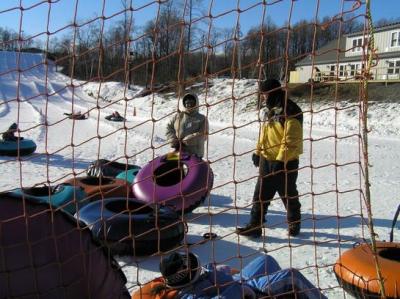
[1,51,399,298]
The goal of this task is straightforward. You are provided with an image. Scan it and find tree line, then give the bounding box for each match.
[1,1,398,88]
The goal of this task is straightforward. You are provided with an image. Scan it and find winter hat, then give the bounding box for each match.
[159,252,201,288]
[9,123,18,130]
[260,79,281,93]
[259,79,285,109]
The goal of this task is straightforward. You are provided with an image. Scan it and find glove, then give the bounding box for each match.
[171,139,181,150]
[252,153,260,167]
[182,133,200,146]
[270,161,284,173]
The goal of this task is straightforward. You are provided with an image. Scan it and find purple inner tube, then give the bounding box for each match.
[132,153,213,212]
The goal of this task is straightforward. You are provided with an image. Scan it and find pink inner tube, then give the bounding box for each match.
[132,152,213,212]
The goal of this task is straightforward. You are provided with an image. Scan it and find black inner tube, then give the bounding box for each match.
[106,161,137,171]
[22,186,52,196]
[80,177,114,185]
[203,232,217,240]
[105,199,153,214]
[154,160,188,186]
[379,247,400,262]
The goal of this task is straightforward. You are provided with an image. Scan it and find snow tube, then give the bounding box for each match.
[8,184,88,214]
[105,115,126,122]
[132,152,213,213]
[87,159,140,178]
[0,193,130,298]
[0,138,36,156]
[64,112,87,120]
[132,277,178,299]
[116,167,141,183]
[131,268,241,299]
[63,176,130,202]
[334,242,400,298]
[78,197,185,256]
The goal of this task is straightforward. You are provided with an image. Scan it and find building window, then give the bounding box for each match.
[344,63,362,78]
[391,31,400,47]
[349,64,356,76]
[322,65,336,81]
[387,60,400,74]
[339,65,346,77]
[351,38,369,52]
[351,37,369,52]
[352,38,362,52]
[339,64,361,78]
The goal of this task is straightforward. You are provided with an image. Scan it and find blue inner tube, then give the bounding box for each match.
[9,184,88,214]
[78,197,185,256]
[0,138,37,156]
[115,167,141,183]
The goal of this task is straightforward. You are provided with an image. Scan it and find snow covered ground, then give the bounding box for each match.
[1,51,399,298]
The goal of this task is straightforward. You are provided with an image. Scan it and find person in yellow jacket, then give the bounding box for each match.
[236,79,303,238]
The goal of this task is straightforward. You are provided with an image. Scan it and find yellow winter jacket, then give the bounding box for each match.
[255,117,303,162]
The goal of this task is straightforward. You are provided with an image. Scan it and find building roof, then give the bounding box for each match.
[346,21,400,38]
[296,37,348,67]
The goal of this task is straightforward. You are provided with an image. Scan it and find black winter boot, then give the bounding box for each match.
[288,221,301,236]
[235,223,262,238]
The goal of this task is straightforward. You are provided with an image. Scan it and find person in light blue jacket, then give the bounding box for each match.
[158,251,327,299]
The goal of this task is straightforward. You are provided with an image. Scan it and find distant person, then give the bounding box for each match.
[236,79,303,238]
[313,67,321,82]
[106,111,124,121]
[64,111,88,120]
[112,111,123,120]
[165,93,208,158]
[2,123,21,142]
[64,111,81,117]
[132,251,326,299]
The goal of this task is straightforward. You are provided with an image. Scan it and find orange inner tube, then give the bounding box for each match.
[131,267,240,299]
[132,277,178,299]
[64,176,130,202]
[334,241,400,298]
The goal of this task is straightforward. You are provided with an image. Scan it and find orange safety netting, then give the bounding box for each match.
[0,0,389,298]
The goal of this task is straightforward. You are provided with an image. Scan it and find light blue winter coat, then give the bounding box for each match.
[176,255,327,299]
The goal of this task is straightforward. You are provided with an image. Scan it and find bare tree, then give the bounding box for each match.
[143,2,183,83]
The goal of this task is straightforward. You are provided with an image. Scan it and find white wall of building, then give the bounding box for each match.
[293,65,313,83]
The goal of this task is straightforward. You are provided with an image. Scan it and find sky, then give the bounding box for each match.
[0,0,399,43]
[0,51,399,297]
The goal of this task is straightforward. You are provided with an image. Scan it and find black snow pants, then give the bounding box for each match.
[250,157,301,226]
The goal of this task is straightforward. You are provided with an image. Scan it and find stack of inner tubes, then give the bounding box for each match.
[78,197,185,256]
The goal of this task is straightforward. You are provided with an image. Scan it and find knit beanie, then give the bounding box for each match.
[259,79,284,109]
